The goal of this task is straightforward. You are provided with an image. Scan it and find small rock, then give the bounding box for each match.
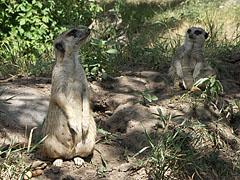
[23,171,32,180]
[31,160,47,170]
[118,163,131,172]
[105,110,113,115]
[32,169,44,177]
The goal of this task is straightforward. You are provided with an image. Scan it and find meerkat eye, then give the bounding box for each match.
[67,29,78,37]
[187,29,192,33]
[194,30,202,35]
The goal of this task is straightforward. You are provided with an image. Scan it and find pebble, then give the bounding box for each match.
[23,171,32,180]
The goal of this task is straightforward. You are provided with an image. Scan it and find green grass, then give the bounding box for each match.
[0,128,46,179]
[134,107,240,179]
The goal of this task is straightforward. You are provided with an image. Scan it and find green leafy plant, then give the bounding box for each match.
[194,76,223,103]
[0,0,103,78]
[154,108,182,129]
[136,89,158,105]
[98,128,119,144]
[0,0,59,77]
[95,149,108,178]
[81,37,121,80]
[53,0,102,28]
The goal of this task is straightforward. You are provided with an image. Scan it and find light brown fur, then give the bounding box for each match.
[169,27,215,90]
[41,28,96,166]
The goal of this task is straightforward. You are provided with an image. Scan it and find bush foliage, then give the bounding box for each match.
[0,0,101,78]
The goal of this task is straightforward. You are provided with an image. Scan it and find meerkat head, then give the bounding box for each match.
[185,27,208,44]
[54,28,91,62]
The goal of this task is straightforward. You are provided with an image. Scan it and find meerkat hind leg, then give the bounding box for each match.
[74,157,84,166]
[53,159,63,167]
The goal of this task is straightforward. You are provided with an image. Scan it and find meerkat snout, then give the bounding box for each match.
[87,28,91,34]
[54,28,91,58]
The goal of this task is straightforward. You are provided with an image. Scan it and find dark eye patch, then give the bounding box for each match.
[55,42,65,53]
[67,29,78,37]
[194,30,202,35]
[187,29,191,33]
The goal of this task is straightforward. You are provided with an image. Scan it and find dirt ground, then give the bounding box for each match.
[0,60,240,179]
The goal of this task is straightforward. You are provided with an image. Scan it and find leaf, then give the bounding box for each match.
[132,146,150,158]
[91,37,100,44]
[144,94,152,102]
[217,81,223,92]
[144,89,152,94]
[194,78,209,87]
[142,125,155,148]
[20,5,26,12]
[42,16,49,23]
[210,77,215,87]
[151,95,158,101]
[95,149,107,168]
[106,49,120,54]
[18,27,24,34]
[98,128,111,136]
[29,135,48,153]
[35,1,43,9]
[19,19,26,25]
[157,108,163,115]
[91,66,99,74]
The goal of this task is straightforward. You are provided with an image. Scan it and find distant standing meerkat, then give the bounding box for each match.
[168,27,215,90]
[41,28,96,167]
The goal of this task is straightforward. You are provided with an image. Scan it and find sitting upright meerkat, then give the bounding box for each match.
[168,27,215,90]
[41,28,96,167]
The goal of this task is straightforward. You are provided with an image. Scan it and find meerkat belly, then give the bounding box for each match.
[41,104,74,158]
[48,104,73,142]
[65,80,83,118]
[181,56,197,89]
[181,56,196,75]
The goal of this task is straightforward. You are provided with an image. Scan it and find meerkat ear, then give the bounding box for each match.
[55,42,65,53]
[204,32,209,39]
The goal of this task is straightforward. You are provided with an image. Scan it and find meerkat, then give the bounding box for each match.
[41,28,96,167]
[168,27,215,90]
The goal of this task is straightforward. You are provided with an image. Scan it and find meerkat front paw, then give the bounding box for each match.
[82,121,89,139]
[68,118,80,134]
[74,157,84,166]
